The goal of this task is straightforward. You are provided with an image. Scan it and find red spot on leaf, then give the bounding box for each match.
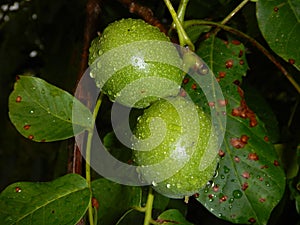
[264,136,269,142]
[208,194,214,199]
[240,135,249,143]
[218,99,228,107]
[248,218,256,224]
[16,96,22,103]
[242,182,249,191]
[15,187,21,193]
[15,75,20,81]
[239,60,244,65]
[193,193,200,198]
[92,197,99,209]
[179,89,187,97]
[28,135,34,140]
[225,59,234,69]
[260,165,269,169]
[231,40,241,45]
[238,50,244,57]
[191,83,197,90]
[259,177,264,181]
[242,172,250,179]
[219,195,228,202]
[183,78,189,84]
[218,71,226,78]
[219,149,225,157]
[248,153,259,161]
[274,160,280,166]
[273,6,279,12]
[23,125,31,130]
[289,58,295,65]
[208,102,215,107]
[232,86,258,127]
[213,185,219,192]
[259,198,266,203]
[230,138,246,149]
[234,156,240,162]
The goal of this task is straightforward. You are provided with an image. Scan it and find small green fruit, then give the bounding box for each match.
[133,96,218,198]
[88,18,183,108]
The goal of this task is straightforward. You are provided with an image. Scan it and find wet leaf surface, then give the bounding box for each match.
[183,36,286,225]
[8,76,93,142]
[257,0,300,70]
[0,174,90,225]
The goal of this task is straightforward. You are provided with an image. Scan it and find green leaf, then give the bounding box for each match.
[197,36,249,88]
[157,209,194,225]
[115,209,144,225]
[8,76,93,142]
[91,178,142,225]
[184,23,211,43]
[183,37,286,224]
[0,174,90,225]
[257,0,300,70]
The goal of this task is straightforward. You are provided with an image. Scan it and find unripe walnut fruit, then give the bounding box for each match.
[133,96,218,198]
[89,18,183,108]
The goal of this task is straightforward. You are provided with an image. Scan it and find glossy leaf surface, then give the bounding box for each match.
[0,174,90,225]
[9,76,93,142]
[182,36,285,225]
[257,0,300,70]
[91,178,142,225]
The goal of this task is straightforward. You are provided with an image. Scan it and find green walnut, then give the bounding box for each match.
[88,18,183,108]
[133,96,218,198]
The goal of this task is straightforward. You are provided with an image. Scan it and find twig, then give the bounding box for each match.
[118,0,167,34]
[184,20,300,94]
[212,0,250,35]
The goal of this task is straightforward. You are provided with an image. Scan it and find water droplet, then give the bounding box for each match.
[218,213,222,217]
[15,187,21,193]
[52,119,56,123]
[29,110,34,114]
[151,181,157,186]
[233,190,243,199]
[166,184,171,188]
[224,166,230,173]
[229,198,234,203]
[221,174,225,179]
[265,182,270,187]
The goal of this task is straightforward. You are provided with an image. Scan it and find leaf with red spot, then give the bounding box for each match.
[91,178,142,225]
[8,76,93,142]
[0,174,90,225]
[196,86,285,224]
[257,0,300,71]
[182,37,285,225]
[196,36,249,88]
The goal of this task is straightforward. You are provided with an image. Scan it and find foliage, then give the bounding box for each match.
[0,0,299,225]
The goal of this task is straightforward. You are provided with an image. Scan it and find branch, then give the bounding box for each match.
[68,0,102,175]
[118,0,167,34]
[184,20,300,94]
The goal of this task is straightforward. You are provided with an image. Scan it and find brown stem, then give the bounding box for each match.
[68,0,102,175]
[118,0,167,34]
